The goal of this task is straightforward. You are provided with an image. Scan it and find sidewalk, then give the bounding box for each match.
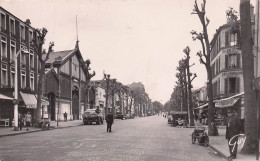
[196,121,256,161]
[0,120,83,137]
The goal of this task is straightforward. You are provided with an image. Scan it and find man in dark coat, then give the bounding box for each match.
[226,109,241,160]
[106,111,114,132]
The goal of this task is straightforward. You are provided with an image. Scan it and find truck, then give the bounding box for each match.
[82,109,103,125]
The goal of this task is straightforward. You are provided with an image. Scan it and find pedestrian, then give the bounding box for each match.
[194,113,198,122]
[18,113,24,130]
[64,111,67,122]
[106,111,114,132]
[226,109,241,160]
[25,112,32,131]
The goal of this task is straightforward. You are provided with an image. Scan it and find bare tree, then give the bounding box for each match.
[32,28,54,124]
[84,59,95,111]
[183,46,197,126]
[191,0,218,136]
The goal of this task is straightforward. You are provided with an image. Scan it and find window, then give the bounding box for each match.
[1,37,7,58]
[11,67,15,88]
[225,77,240,94]
[1,64,7,87]
[30,73,34,90]
[10,18,15,35]
[229,55,237,68]
[10,41,16,61]
[21,71,26,89]
[0,13,6,31]
[20,46,26,65]
[20,25,25,41]
[29,30,33,43]
[225,31,230,47]
[29,49,34,68]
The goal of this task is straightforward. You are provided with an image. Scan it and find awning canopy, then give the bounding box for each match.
[195,103,208,109]
[215,92,244,108]
[20,92,37,109]
[0,94,13,100]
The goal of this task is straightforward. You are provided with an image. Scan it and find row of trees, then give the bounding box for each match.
[101,76,154,117]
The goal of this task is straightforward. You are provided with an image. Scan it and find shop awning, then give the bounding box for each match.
[20,92,37,109]
[0,94,13,100]
[41,99,49,106]
[215,92,244,108]
[195,103,208,109]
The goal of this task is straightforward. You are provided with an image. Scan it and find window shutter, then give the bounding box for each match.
[236,77,240,93]
[237,54,240,68]
[225,55,228,69]
[225,78,228,94]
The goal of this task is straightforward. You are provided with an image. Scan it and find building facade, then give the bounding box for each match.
[0,7,40,125]
[44,44,89,121]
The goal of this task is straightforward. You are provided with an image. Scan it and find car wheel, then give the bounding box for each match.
[204,137,209,147]
[192,132,196,144]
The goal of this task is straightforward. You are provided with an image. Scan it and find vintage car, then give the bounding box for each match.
[170,111,189,127]
[82,109,103,125]
[115,112,125,120]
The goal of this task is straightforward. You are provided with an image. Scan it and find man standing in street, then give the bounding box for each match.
[25,112,32,131]
[226,109,241,160]
[106,111,114,132]
[64,112,67,122]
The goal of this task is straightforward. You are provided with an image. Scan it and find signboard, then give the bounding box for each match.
[222,71,242,77]
[215,98,239,108]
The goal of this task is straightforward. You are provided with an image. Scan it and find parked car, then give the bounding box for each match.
[125,113,135,119]
[82,109,103,125]
[115,112,125,120]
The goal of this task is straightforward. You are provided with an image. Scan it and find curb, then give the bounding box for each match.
[208,144,229,161]
[0,124,83,138]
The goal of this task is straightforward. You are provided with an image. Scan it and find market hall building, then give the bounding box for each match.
[43,43,90,121]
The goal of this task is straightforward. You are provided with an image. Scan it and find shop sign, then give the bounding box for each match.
[222,71,242,77]
[215,98,239,108]
[222,47,238,54]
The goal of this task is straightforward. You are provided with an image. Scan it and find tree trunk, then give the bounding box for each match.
[240,0,257,154]
[36,62,46,124]
[183,68,188,112]
[186,66,195,126]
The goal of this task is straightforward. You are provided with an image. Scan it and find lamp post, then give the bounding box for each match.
[14,46,29,131]
[104,73,110,116]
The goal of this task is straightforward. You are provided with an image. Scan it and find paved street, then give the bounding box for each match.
[0,116,226,161]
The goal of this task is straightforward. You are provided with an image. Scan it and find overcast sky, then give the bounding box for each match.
[0,0,254,104]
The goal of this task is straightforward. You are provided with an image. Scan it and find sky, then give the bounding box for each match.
[0,0,254,104]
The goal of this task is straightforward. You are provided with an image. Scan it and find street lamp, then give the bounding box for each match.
[14,46,29,131]
[104,73,110,116]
